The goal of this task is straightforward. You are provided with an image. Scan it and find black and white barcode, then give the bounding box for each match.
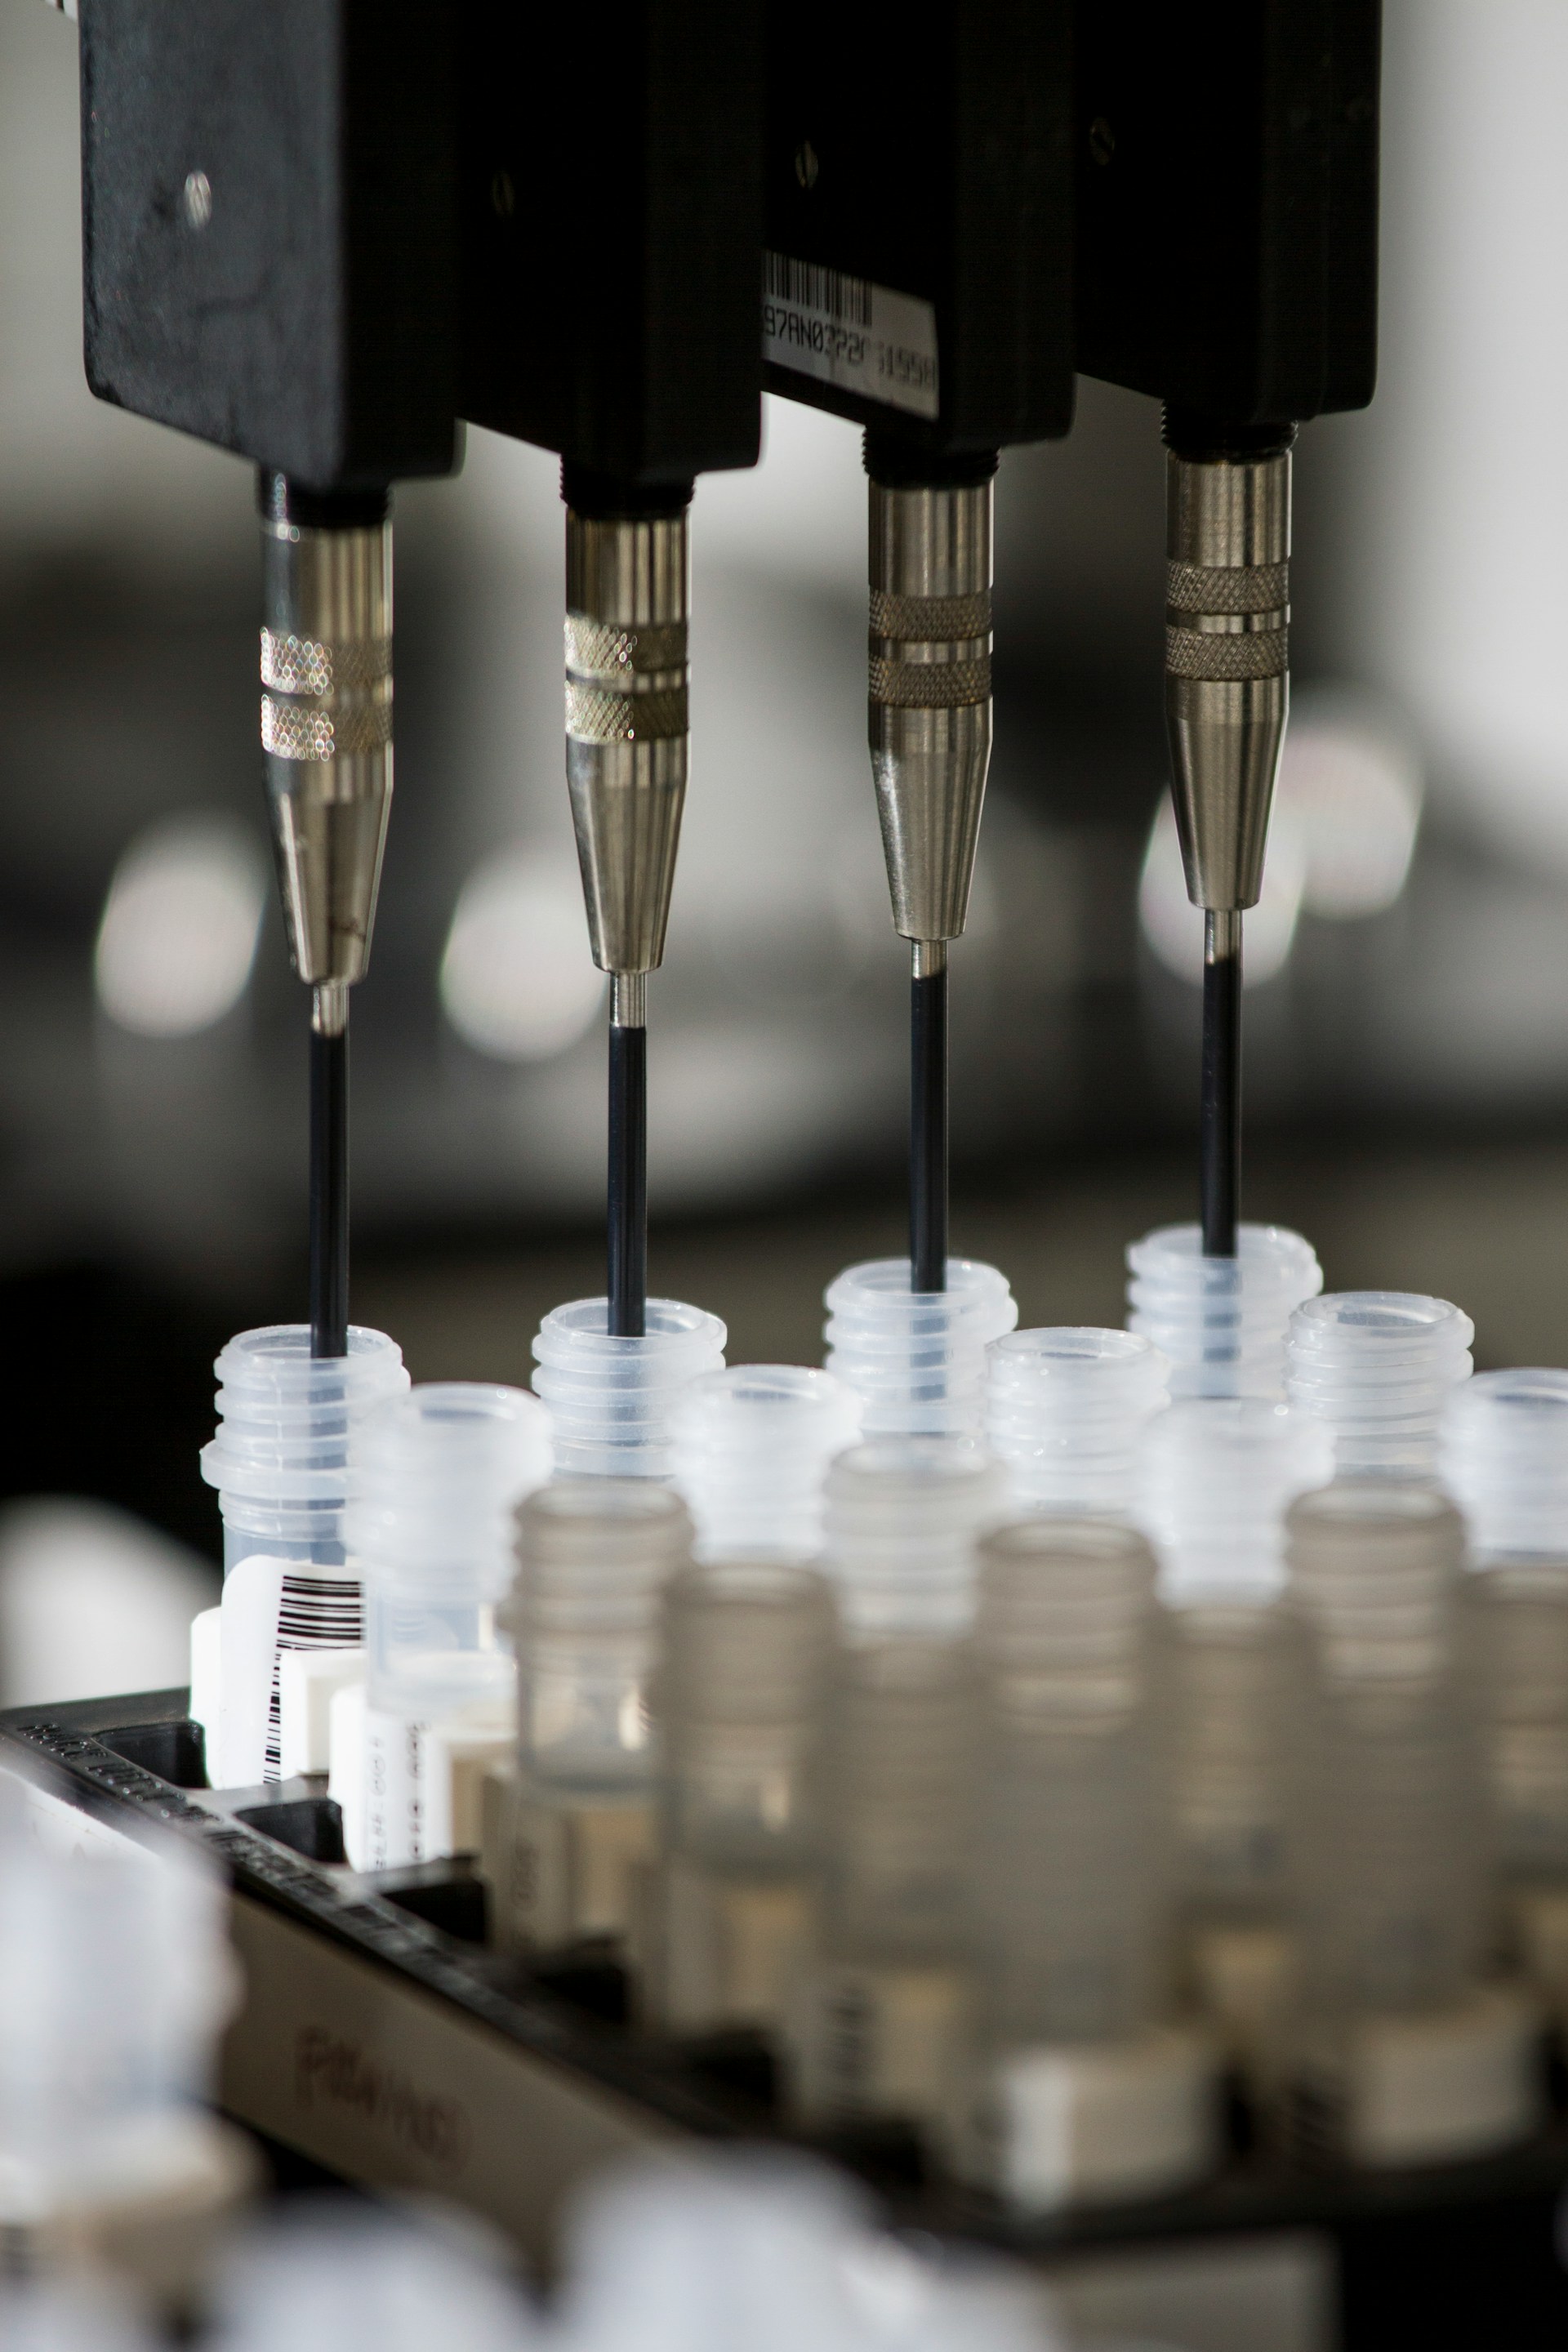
[764,251,871,327]
[265,1570,363,1779]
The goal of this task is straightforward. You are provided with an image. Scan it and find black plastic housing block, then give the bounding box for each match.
[78,0,459,489]
[1075,0,1380,425]
[761,0,1076,461]
[459,0,763,490]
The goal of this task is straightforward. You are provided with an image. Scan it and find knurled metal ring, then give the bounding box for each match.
[1165,626,1288,683]
[565,681,689,742]
[262,694,394,760]
[564,614,688,681]
[261,628,392,694]
[869,655,991,708]
[868,589,992,643]
[1165,562,1290,617]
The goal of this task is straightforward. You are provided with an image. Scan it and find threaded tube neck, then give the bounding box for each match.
[823,1257,1017,1439]
[986,1326,1169,1516]
[1138,1397,1334,1605]
[1126,1223,1321,1400]
[822,1437,1008,1638]
[531,1297,726,1479]
[672,1365,862,1559]
[1285,1292,1474,1479]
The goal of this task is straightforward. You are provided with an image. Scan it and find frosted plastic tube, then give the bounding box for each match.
[823,1258,1018,1439]
[510,1477,694,1796]
[532,1298,726,1479]
[986,1327,1169,1517]
[0,1783,238,2221]
[657,1558,839,1873]
[825,1637,974,1967]
[1443,1371,1568,1885]
[1137,1397,1334,1606]
[201,1323,409,1577]
[1126,1223,1321,1400]
[1441,1367,1568,1561]
[1286,1292,1474,1479]
[822,1437,1009,1638]
[198,1323,408,1781]
[352,1383,552,1725]
[671,1365,862,1560]
[972,1517,1165,2047]
[1285,1481,1486,2016]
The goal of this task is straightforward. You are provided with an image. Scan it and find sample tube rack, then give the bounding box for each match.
[6,1686,1568,2350]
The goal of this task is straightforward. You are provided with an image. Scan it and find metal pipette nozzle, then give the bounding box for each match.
[1163,422,1293,1257]
[259,474,393,1356]
[866,450,996,1295]
[564,488,691,1339]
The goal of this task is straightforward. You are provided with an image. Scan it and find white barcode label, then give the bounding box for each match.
[267,1570,362,1778]
[764,252,939,421]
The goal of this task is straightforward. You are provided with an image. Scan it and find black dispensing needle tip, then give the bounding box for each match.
[608,1002,648,1339]
[309,1006,350,1359]
[910,953,949,1294]
[1200,914,1242,1259]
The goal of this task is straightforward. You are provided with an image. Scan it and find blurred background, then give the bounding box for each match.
[2,0,1567,1702]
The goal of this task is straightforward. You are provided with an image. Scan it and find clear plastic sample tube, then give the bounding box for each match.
[971,1517,1165,2047]
[198,1322,409,1784]
[513,1477,694,1798]
[532,1298,726,1478]
[350,1383,551,1867]
[658,1558,838,1876]
[651,1558,839,2031]
[823,1257,1018,1439]
[1285,1291,1473,1478]
[1284,1481,1538,2163]
[825,1637,974,1967]
[1138,1400,1331,1934]
[822,1437,1009,1638]
[671,1365,862,1560]
[986,1327,1169,1516]
[1126,1223,1321,1400]
[1443,1371,1568,1891]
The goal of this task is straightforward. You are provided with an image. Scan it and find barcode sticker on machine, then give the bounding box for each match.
[763,252,939,421]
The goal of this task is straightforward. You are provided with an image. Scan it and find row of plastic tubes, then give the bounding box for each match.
[176,1216,1568,2208]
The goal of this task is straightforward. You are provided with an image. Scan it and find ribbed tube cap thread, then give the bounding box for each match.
[1441,1369,1568,1561]
[822,1436,1009,1638]
[672,1365,862,1560]
[823,1257,1018,1439]
[1286,1292,1474,1479]
[1126,1223,1321,1400]
[532,1297,726,1479]
[987,1326,1169,1516]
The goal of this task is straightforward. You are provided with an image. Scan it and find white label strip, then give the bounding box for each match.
[764,252,939,421]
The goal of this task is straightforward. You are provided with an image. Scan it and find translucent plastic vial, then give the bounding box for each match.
[651,1558,839,2030]
[1441,1368,1568,1563]
[822,1437,1009,1638]
[1285,1482,1537,2164]
[986,1328,1169,1517]
[1138,1401,1331,2078]
[1443,1374,1568,1913]
[659,1559,838,1875]
[969,1518,1216,2207]
[513,1479,694,1799]
[532,1297,726,1479]
[822,1258,1018,1440]
[1138,1398,1333,1608]
[1126,1223,1321,1399]
[0,1786,243,2264]
[971,1519,1165,2048]
[1286,1292,1474,1478]
[198,1323,408,1784]
[671,1365,862,1560]
[487,1480,696,1949]
[350,1383,551,1866]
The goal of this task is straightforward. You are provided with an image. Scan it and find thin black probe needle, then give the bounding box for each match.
[309,991,350,1359]
[910,948,949,1294]
[1200,910,1241,1258]
[608,978,648,1338]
